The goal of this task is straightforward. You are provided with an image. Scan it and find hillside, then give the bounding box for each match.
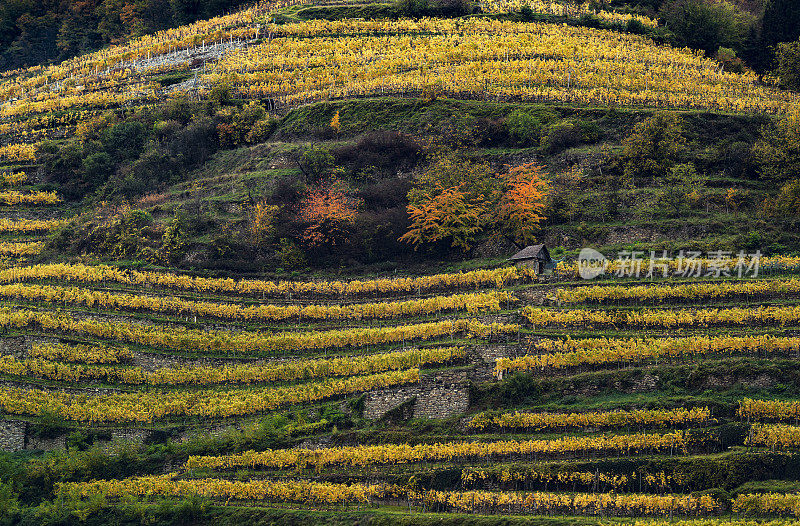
[1,0,800,524]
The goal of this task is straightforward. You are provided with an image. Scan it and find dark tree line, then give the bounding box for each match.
[0,0,253,72]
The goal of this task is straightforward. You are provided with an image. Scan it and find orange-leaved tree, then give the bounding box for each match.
[399,184,486,251]
[498,163,549,246]
[298,180,361,247]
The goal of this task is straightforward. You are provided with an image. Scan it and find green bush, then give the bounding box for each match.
[505,109,547,146]
[540,121,582,152]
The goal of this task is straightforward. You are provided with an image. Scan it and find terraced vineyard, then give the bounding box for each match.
[2,258,800,525]
[1,0,800,523]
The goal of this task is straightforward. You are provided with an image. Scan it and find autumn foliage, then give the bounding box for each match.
[400,161,549,251]
[499,163,549,246]
[298,180,361,247]
[400,185,486,251]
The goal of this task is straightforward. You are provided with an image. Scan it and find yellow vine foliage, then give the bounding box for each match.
[495,335,800,376]
[738,399,800,422]
[0,283,510,321]
[420,489,719,515]
[0,263,533,297]
[0,242,43,256]
[186,431,691,470]
[0,218,65,233]
[479,0,659,28]
[0,143,35,162]
[0,368,420,423]
[0,307,517,355]
[557,279,800,304]
[0,190,60,205]
[745,424,800,450]
[0,346,463,386]
[733,492,800,516]
[27,342,132,364]
[467,407,712,431]
[58,474,403,505]
[521,305,800,329]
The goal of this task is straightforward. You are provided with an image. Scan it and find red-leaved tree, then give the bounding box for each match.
[298,180,361,247]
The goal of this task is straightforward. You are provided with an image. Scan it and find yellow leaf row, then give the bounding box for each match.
[0,346,463,386]
[0,282,509,321]
[27,342,132,364]
[556,279,800,304]
[479,0,659,28]
[0,368,419,423]
[467,407,712,431]
[186,431,691,471]
[738,399,800,422]
[58,474,402,505]
[0,143,35,162]
[745,424,800,450]
[0,218,65,233]
[461,466,634,489]
[733,492,800,516]
[0,263,532,297]
[495,335,800,376]
[0,171,27,186]
[521,305,800,328]
[421,489,719,515]
[0,190,60,205]
[0,241,43,256]
[0,307,517,356]
[461,467,679,492]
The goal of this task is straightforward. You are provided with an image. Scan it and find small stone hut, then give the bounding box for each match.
[508,244,552,274]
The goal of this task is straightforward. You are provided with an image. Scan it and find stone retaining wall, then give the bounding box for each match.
[364,369,471,420]
[0,421,25,451]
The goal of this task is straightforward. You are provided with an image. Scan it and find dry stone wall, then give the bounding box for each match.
[0,421,25,451]
[364,369,471,420]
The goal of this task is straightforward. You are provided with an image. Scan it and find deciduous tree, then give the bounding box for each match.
[399,185,486,251]
[498,163,549,246]
[298,180,361,248]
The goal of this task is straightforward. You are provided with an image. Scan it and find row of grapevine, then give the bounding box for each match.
[461,466,677,492]
[58,474,402,505]
[0,307,517,356]
[0,190,60,205]
[420,488,719,515]
[467,407,712,431]
[27,342,133,364]
[0,218,65,233]
[521,305,800,329]
[0,171,28,186]
[479,0,659,28]
[552,256,800,279]
[738,398,800,422]
[0,368,420,423]
[745,424,800,450]
[0,263,530,297]
[186,431,692,470]
[0,242,43,256]
[0,143,35,162]
[1,346,464,386]
[495,335,800,376]
[733,492,800,516]
[0,282,510,321]
[556,279,800,305]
